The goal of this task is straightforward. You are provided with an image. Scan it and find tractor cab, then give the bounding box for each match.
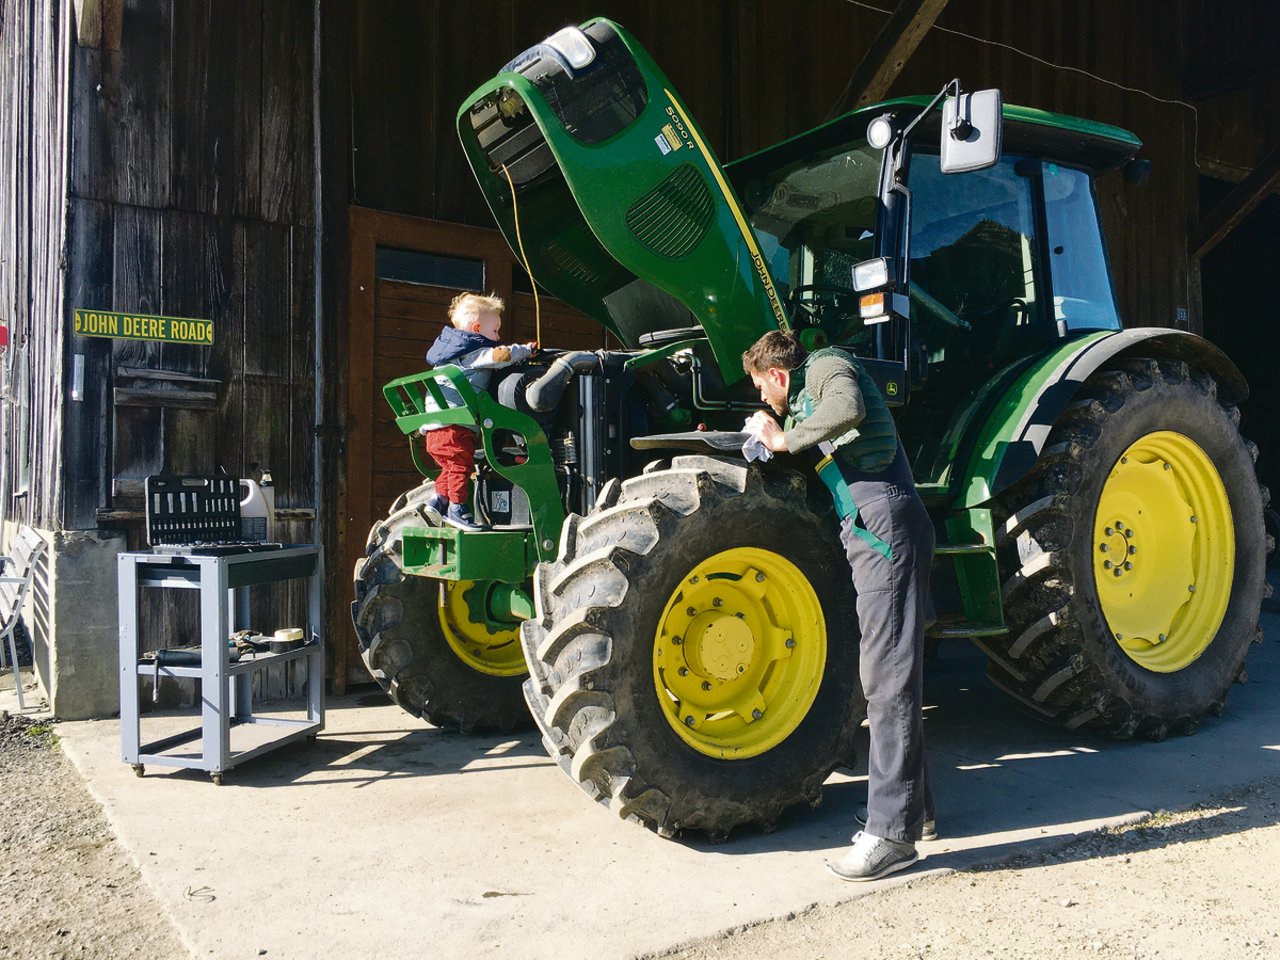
[728,95,1141,481]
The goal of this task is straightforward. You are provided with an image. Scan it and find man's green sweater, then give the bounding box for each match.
[782,347,899,475]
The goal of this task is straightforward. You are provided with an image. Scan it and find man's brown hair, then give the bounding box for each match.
[742,330,808,374]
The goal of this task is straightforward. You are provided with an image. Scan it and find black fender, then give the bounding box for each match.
[951,328,1246,507]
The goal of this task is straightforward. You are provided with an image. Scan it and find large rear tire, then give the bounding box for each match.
[989,358,1266,738]
[520,456,864,839]
[352,481,530,733]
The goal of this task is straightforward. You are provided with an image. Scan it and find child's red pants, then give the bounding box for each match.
[423,426,477,504]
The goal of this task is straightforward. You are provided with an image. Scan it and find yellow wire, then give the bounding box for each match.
[500,163,541,349]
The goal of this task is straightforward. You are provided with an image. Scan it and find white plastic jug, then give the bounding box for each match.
[239,478,273,541]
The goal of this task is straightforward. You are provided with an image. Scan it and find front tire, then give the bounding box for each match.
[520,456,864,839]
[990,358,1266,738]
[352,481,530,733]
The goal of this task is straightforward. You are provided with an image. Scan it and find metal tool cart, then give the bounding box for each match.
[118,477,323,783]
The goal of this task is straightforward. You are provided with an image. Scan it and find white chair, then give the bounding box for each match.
[1,527,47,710]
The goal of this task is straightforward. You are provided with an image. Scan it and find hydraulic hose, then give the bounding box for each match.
[525,352,601,412]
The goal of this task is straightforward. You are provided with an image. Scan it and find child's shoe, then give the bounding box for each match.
[425,493,447,521]
[444,502,483,531]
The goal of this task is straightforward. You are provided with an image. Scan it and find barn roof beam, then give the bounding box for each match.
[825,0,952,121]
[1189,144,1280,260]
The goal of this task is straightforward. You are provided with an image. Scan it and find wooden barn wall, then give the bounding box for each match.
[63,0,316,536]
[0,0,71,530]
[61,0,317,654]
[348,0,1205,334]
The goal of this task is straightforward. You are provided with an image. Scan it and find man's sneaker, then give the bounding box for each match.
[855,804,938,842]
[444,502,483,531]
[825,831,918,882]
[424,493,447,521]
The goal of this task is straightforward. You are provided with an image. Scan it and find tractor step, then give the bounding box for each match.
[934,542,995,556]
[928,621,1009,639]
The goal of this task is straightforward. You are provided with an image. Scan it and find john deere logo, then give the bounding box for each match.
[886,381,899,396]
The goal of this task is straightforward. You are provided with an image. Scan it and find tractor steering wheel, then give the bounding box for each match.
[786,284,856,326]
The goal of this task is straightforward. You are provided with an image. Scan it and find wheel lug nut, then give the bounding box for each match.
[1103,560,1112,569]
[713,597,723,607]
[1189,584,1196,592]
[684,715,695,726]
[752,708,764,720]
[1164,462,1172,470]
[785,638,796,649]
[1158,634,1167,642]
[689,575,699,584]
[735,612,745,619]
[1099,544,1109,553]
[1190,515,1198,524]
[702,681,712,691]
[672,636,682,645]
[1129,545,1136,555]
[1115,632,1123,640]
[755,572,766,582]
[1120,456,1129,464]
[1105,526,1114,536]
[1113,568,1123,577]
[678,667,688,676]
[737,664,746,674]
[686,606,697,616]
[1124,562,1133,570]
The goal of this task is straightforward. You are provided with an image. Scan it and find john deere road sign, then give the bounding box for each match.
[74,309,213,345]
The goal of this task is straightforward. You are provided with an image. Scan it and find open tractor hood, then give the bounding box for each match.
[456,18,787,372]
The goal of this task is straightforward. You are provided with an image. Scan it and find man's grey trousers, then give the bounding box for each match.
[839,483,935,844]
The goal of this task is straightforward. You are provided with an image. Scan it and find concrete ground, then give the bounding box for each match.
[36,613,1280,960]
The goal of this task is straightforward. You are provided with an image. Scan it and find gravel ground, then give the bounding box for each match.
[659,780,1280,960]
[0,708,188,960]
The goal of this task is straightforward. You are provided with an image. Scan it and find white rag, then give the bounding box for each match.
[741,417,773,463]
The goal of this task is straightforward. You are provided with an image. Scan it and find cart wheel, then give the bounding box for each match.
[211,773,223,786]
[132,764,145,778]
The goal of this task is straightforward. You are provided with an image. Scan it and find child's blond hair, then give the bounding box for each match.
[448,292,505,329]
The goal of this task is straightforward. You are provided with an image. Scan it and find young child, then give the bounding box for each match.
[422,292,535,530]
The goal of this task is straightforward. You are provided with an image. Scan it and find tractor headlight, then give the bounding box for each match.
[852,257,892,292]
[867,115,895,150]
[544,27,596,70]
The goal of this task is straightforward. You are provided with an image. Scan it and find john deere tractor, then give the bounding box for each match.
[351,19,1266,838]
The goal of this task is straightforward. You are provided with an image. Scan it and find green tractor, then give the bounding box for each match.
[351,19,1267,838]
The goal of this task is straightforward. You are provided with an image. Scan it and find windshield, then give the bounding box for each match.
[734,141,882,342]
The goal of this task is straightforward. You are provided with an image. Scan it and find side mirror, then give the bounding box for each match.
[939,88,1003,174]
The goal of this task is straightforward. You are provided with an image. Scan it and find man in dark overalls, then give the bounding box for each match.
[743,330,935,881]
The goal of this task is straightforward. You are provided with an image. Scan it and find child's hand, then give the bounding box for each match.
[523,341,538,355]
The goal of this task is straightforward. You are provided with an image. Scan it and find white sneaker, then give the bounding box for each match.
[855,804,938,842]
[826,831,918,882]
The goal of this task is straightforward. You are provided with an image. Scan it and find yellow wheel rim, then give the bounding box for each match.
[652,547,826,759]
[1093,431,1234,673]
[438,581,525,677]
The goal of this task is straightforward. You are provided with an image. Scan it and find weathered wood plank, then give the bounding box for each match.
[64,199,116,527]
[261,0,316,225]
[171,0,262,217]
[69,0,171,207]
[242,222,292,379]
[112,387,218,409]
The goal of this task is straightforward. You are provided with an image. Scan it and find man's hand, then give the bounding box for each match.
[747,410,789,452]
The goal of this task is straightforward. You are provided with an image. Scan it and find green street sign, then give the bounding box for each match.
[73,309,213,345]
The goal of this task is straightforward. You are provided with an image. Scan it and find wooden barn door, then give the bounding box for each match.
[338,207,604,689]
